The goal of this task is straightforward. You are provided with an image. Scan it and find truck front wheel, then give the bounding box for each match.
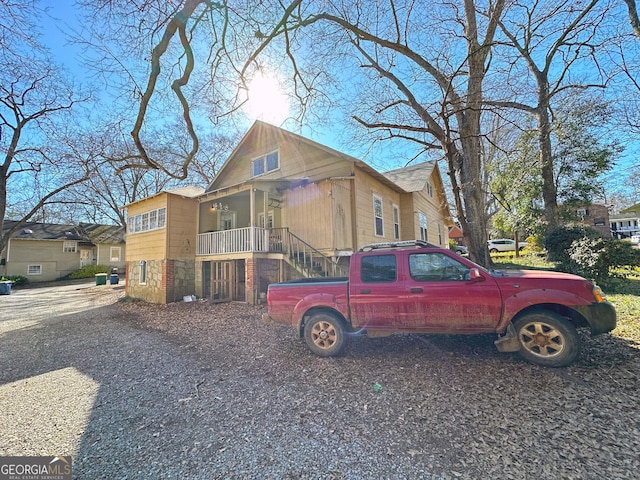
[514,312,580,367]
[304,313,345,357]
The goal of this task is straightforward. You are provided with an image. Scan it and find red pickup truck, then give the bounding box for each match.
[263,240,616,367]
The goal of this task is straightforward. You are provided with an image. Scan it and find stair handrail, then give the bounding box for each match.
[269,227,348,277]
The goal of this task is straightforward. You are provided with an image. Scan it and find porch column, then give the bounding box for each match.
[250,188,256,227]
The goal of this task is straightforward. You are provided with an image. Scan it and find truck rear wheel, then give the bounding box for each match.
[514,312,580,367]
[304,312,345,357]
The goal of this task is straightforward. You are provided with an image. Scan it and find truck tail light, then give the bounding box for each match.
[593,285,605,303]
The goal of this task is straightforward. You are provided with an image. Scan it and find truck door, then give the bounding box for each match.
[349,253,406,330]
[403,251,502,332]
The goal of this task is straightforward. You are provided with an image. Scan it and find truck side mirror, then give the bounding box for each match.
[469,268,484,282]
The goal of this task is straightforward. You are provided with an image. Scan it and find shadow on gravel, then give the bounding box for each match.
[2,300,639,479]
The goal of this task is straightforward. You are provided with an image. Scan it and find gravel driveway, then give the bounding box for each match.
[1,285,638,479]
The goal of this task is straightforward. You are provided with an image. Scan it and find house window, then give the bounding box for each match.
[251,151,279,178]
[63,241,77,253]
[158,208,166,228]
[419,211,428,241]
[110,247,121,262]
[577,208,589,217]
[392,204,400,240]
[139,260,147,285]
[593,218,606,226]
[27,264,42,275]
[258,211,274,229]
[438,223,443,245]
[427,182,433,197]
[373,194,384,237]
[149,210,157,229]
[128,207,167,235]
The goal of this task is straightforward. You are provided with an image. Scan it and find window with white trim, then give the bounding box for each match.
[438,223,442,245]
[63,241,77,253]
[110,247,121,262]
[373,194,384,237]
[427,182,433,197]
[251,151,279,178]
[127,207,167,234]
[392,204,400,240]
[27,264,42,275]
[419,211,428,242]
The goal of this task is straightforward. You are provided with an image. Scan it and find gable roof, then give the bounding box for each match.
[80,223,126,244]
[3,220,126,244]
[383,161,436,192]
[2,221,90,242]
[206,121,406,194]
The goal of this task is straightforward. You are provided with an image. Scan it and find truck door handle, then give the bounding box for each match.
[410,287,423,293]
[360,289,371,294]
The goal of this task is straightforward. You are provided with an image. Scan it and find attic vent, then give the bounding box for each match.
[22,229,33,234]
[65,231,73,236]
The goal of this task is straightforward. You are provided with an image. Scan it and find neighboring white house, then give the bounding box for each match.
[610,203,640,240]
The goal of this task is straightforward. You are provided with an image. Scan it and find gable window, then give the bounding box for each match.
[392,204,400,240]
[373,194,384,237]
[139,260,147,285]
[427,182,433,197]
[419,211,428,242]
[110,247,121,262]
[28,264,42,275]
[63,241,77,253]
[251,151,279,178]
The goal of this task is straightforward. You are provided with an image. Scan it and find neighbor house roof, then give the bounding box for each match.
[3,220,126,244]
[2,221,89,242]
[80,223,126,244]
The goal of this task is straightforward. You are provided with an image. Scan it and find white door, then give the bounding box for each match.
[80,249,94,267]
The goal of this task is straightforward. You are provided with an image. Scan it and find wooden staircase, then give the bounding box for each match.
[268,227,348,278]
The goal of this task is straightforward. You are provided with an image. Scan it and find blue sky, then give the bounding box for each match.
[36,1,638,203]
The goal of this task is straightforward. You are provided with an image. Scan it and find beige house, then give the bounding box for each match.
[124,121,453,304]
[0,221,126,282]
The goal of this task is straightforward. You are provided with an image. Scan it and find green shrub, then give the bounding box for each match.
[0,275,29,286]
[69,264,111,279]
[568,237,640,284]
[543,225,602,267]
[448,239,457,250]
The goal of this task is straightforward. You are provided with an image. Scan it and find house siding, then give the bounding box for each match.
[4,239,81,281]
[125,193,198,303]
[211,125,353,189]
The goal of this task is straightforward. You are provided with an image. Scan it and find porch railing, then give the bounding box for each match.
[196,226,348,277]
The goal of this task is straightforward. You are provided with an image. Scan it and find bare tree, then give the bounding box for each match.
[488,0,611,232]
[0,63,95,254]
[622,0,640,39]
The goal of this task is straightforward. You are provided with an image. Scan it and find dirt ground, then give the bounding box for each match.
[1,284,638,479]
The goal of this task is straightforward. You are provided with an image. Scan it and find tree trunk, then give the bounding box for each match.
[536,82,559,232]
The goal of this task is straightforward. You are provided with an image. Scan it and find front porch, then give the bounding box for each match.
[196,227,349,304]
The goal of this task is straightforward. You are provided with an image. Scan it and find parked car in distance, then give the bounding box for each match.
[454,245,468,255]
[488,238,528,253]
